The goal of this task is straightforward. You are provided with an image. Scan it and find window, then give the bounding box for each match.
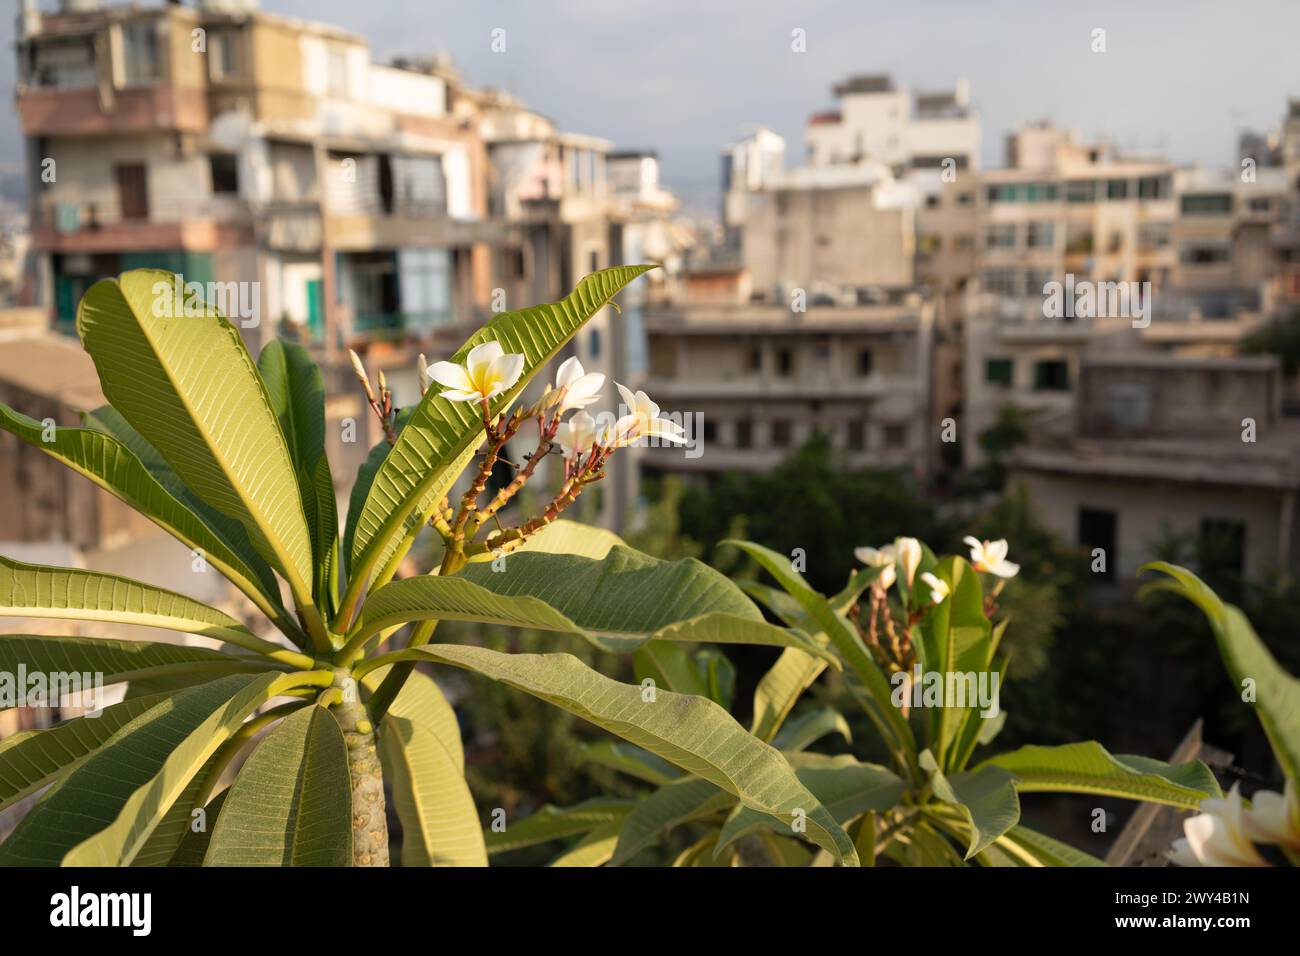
[980,268,1019,296]
[1024,182,1058,203]
[1065,180,1096,203]
[776,348,794,377]
[121,21,160,85]
[1026,221,1055,249]
[209,28,244,80]
[985,223,1017,249]
[883,424,907,449]
[956,192,975,206]
[1248,197,1272,214]
[1033,359,1070,391]
[115,163,149,220]
[327,47,349,98]
[1180,242,1231,264]
[702,419,718,444]
[1065,224,1094,254]
[1180,193,1233,216]
[1137,175,1171,200]
[1105,179,1129,201]
[746,346,762,373]
[209,154,239,195]
[846,420,865,451]
[985,358,1013,387]
[770,420,792,447]
[735,419,753,449]
[1137,223,1171,250]
[857,349,874,376]
[1199,518,1246,581]
[588,329,602,360]
[505,248,526,278]
[1107,383,1151,429]
[588,249,601,273]
[1078,508,1117,582]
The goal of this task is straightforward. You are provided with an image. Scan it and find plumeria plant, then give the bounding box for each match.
[504,538,1225,866]
[0,266,862,867]
[1142,563,1300,867]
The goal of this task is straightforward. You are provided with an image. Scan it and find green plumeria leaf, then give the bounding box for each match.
[378,714,485,867]
[0,634,268,689]
[76,270,320,638]
[355,547,835,662]
[714,753,905,857]
[0,673,318,865]
[206,706,352,866]
[0,402,288,628]
[922,749,1020,860]
[387,643,860,866]
[485,798,637,855]
[1142,561,1300,786]
[0,693,171,813]
[0,554,306,665]
[611,777,734,865]
[976,740,1220,808]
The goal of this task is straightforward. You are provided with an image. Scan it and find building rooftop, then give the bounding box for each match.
[1012,434,1300,490]
[645,302,927,333]
[833,74,896,96]
[0,332,104,412]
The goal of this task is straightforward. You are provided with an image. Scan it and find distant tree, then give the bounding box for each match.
[1242,306,1300,376]
[673,431,948,595]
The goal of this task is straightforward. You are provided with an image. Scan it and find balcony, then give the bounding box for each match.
[326,211,508,251]
[263,202,324,254]
[642,372,915,401]
[17,85,208,137]
[30,197,253,254]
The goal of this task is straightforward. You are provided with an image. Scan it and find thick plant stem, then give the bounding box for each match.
[333,670,389,867]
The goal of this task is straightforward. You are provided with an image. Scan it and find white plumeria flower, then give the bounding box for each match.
[417,353,431,394]
[853,544,897,591]
[427,341,525,403]
[894,537,922,587]
[609,383,687,448]
[919,571,949,605]
[557,410,600,461]
[964,536,1020,578]
[554,356,605,412]
[1242,780,1300,851]
[1170,785,1270,867]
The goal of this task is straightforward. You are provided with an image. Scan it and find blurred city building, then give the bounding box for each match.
[8,0,691,535]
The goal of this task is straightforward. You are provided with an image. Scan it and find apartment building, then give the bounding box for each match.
[16,0,505,361]
[720,126,786,250]
[804,74,979,175]
[1008,355,1300,583]
[962,120,1300,463]
[642,297,935,480]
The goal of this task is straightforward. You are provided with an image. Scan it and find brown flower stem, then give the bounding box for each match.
[467,416,561,538]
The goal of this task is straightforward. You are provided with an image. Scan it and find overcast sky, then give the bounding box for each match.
[3,0,1297,207]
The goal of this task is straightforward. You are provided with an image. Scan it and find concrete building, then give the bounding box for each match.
[1008,355,1300,583]
[642,297,935,481]
[720,126,786,250]
[804,74,979,175]
[15,0,504,355]
[740,165,917,303]
[961,120,1300,465]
